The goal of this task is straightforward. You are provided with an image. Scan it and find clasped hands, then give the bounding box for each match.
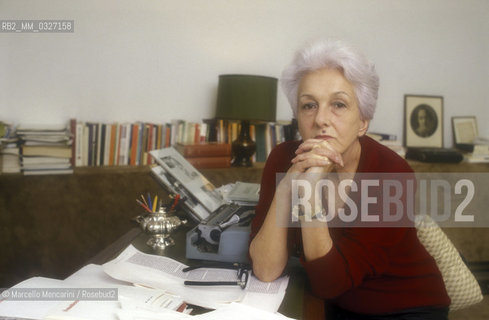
[278,139,350,224]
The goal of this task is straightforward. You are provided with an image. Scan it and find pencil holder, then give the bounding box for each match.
[135,207,187,250]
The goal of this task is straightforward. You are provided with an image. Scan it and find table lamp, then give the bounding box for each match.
[215,74,277,167]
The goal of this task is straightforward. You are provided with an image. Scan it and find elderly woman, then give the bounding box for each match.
[249,40,450,319]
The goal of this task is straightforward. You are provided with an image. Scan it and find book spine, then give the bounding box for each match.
[100,123,106,166]
[82,123,89,166]
[176,143,232,157]
[108,123,117,166]
[129,123,139,166]
[186,156,231,169]
[88,123,95,166]
[75,121,84,167]
[137,122,144,166]
[104,123,112,166]
[70,118,76,167]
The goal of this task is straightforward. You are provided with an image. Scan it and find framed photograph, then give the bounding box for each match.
[404,95,443,148]
[452,116,478,145]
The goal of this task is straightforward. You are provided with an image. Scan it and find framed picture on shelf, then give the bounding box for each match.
[404,94,443,148]
[452,116,478,145]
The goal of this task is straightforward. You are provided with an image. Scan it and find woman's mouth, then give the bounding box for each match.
[315,135,333,140]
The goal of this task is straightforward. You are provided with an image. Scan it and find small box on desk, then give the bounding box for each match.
[405,147,463,163]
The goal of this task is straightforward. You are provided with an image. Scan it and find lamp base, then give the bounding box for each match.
[231,120,256,167]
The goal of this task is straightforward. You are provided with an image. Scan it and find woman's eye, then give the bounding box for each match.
[301,103,317,110]
[333,102,347,109]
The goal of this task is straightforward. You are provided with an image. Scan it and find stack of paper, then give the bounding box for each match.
[102,245,289,312]
[17,124,73,175]
[217,181,261,206]
[0,121,20,173]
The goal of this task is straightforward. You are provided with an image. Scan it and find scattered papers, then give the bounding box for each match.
[44,286,186,320]
[0,258,292,320]
[194,302,296,320]
[0,265,189,320]
[218,181,261,206]
[116,302,295,320]
[0,277,68,319]
[227,182,260,204]
[102,245,289,312]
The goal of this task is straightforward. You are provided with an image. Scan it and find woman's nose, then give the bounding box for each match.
[314,105,331,127]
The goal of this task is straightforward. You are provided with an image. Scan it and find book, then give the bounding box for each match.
[22,168,74,175]
[186,156,231,169]
[22,156,71,165]
[0,153,20,173]
[21,145,72,158]
[174,142,231,158]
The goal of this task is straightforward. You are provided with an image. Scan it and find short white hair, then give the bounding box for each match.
[281,40,379,120]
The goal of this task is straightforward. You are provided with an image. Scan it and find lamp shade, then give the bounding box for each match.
[215,74,277,122]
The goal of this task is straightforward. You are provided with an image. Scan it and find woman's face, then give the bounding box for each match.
[296,67,369,155]
[417,109,427,128]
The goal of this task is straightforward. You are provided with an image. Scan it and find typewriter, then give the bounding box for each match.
[149,147,255,263]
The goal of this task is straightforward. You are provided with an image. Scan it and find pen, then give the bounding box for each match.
[169,194,180,211]
[184,280,247,289]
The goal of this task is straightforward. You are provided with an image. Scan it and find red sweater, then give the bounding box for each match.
[250,136,450,314]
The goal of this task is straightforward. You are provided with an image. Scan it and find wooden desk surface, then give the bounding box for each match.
[88,226,324,319]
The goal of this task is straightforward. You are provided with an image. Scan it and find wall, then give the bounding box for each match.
[1,0,488,146]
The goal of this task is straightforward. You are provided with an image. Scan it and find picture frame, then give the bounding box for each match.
[404,95,443,148]
[452,116,478,145]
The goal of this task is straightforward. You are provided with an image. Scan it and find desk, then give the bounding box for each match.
[87,226,324,320]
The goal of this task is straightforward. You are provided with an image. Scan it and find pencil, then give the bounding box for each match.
[152,195,158,212]
[147,193,153,212]
[140,194,148,207]
[136,199,152,213]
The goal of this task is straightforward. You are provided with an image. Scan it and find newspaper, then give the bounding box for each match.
[102,245,289,312]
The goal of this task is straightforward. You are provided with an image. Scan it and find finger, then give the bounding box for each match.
[291,154,333,173]
[291,152,330,164]
[312,142,344,167]
[295,139,324,153]
[295,141,344,167]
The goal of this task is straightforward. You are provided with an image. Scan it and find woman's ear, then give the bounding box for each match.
[358,119,370,137]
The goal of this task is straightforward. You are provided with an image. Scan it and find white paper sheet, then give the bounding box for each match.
[0,277,69,319]
[102,245,289,312]
[194,302,295,320]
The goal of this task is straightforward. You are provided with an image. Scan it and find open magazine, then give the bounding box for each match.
[150,147,226,221]
[149,147,260,222]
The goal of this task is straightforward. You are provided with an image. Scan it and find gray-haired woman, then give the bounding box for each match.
[249,40,450,319]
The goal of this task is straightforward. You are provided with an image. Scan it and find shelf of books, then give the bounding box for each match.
[0,118,298,175]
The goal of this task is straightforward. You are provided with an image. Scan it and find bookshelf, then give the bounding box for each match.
[0,118,296,175]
